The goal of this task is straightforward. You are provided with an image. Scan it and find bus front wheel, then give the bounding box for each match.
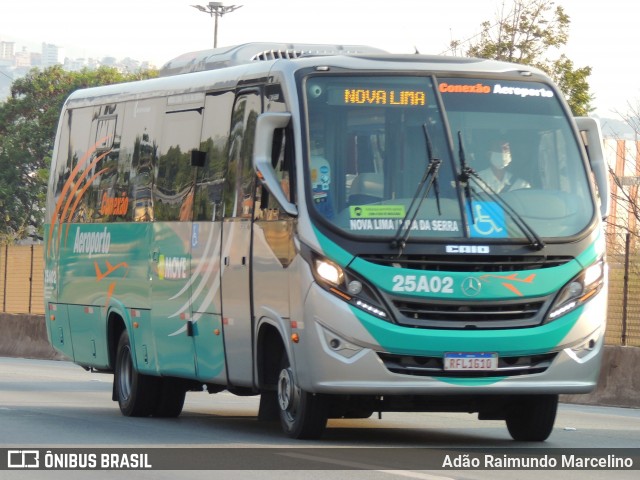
[277,356,328,439]
[505,394,558,441]
[115,330,159,417]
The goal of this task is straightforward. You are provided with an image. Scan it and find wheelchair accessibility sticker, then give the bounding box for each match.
[467,201,507,238]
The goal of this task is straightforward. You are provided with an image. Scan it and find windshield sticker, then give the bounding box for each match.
[349,218,460,232]
[439,82,554,99]
[349,205,406,219]
[468,201,507,238]
[311,156,334,217]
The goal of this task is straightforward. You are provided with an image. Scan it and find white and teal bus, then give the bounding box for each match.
[45,43,610,441]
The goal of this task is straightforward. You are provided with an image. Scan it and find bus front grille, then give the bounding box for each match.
[390,297,548,329]
[359,254,573,272]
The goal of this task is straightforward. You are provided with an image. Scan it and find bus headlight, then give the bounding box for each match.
[314,258,343,285]
[545,258,605,323]
[309,252,390,321]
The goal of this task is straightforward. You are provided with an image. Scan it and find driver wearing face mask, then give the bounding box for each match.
[477,141,530,193]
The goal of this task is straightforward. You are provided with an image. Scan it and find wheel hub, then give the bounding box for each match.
[277,367,296,412]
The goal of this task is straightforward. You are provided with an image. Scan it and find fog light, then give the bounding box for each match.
[347,280,363,295]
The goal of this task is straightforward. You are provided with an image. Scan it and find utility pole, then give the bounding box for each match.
[191,2,243,48]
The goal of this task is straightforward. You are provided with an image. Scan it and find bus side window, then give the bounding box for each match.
[122,98,163,223]
[57,107,94,223]
[195,91,235,222]
[155,109,203,221]
[90,104,129,223]
[224,91,262,219]
[51,110,73,211]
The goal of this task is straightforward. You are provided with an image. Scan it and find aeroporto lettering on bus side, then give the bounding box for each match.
[72,227,111,256]
[343,89,426,106]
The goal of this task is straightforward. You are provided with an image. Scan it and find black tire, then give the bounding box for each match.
[258,390,280,422]
[506,394,558,441]
[153,378,186,418]
[277,355,328,439]
[114,330,160,417]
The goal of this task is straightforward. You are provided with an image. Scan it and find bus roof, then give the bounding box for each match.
[158,42,388,77]
[62,43,549,108]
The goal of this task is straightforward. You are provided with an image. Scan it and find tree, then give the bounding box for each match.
[603,105,640,346]
[0,66,157,244]
[451,0,592,116]
[607,104,640,249]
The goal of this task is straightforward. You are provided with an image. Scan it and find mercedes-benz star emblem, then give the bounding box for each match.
[461,277,482,297]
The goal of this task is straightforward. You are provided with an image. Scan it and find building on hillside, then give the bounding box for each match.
[14,47,31,68]
[0,41,15,60]
[41,43,61,67]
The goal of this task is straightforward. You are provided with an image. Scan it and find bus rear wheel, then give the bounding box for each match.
[505,394,558,441]
[115,330,160,417]
[277,356,328,439]
[153,378,186,418]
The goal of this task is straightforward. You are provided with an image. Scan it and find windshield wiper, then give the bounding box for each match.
[456,131,475,224]
[455,131,545,251]
[391,124,442,253]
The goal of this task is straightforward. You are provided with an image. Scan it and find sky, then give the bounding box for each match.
[0,0,638,117]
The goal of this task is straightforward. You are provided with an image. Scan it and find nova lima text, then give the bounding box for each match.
[42,452,151,469]
[442,454,634,469]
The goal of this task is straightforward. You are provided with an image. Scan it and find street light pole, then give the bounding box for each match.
[191,2,243,48]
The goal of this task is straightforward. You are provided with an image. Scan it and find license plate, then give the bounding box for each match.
[444,352,498,371]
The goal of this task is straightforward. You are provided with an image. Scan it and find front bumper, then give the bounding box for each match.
[291,282,606,395]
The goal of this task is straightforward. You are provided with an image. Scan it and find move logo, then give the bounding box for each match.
[158,255,188,280]
[73,227,111,256]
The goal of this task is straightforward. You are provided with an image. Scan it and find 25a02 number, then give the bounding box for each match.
[392,275,454,293]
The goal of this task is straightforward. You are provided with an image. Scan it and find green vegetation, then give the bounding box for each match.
[451,0,592,116]
[0,66,157,243]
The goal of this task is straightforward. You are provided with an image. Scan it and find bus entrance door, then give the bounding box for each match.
[219,91,261,387]
[149,107,205,377]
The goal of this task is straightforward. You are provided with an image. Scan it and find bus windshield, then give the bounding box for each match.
[304,75,594,241]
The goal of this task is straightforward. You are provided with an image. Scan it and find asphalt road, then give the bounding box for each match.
[1,357,639,480]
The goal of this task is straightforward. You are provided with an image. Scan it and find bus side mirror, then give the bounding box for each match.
[253,112,298,217]
[575,117,610,220]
